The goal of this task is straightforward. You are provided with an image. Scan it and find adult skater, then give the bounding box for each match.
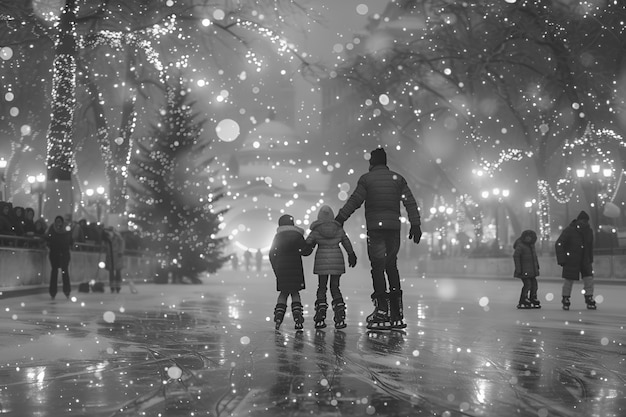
[555,210,596,310]
[335,147,422,330]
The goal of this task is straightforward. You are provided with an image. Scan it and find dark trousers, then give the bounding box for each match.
[316,274,342,302]
[49,252,71,298]
[109,269,122,291]
[519,277,538,302]
[367,229,401,298]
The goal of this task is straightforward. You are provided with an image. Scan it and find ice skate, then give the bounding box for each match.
[332,298,347,329]
[389,290,407,329]
[366,294,391,330]
[584,294,597,310]
[313,300,328,329]
[292,301,304,330]
[517,299,532,309]
[561,296,570,311]
[530,299,541,309]
[274,303,287,330]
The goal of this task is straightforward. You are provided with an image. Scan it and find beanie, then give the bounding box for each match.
[278,214,294,226]
[577,210,590,221]
[370,147,387,166]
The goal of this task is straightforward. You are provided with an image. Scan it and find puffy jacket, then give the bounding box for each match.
[555,219,594,280]
[513,230,539,278]
[306,205,355,275]
[336,164,420,230]
[269,225,307,292]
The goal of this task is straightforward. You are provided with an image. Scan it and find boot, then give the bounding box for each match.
[292,301,304,330]
[332,298,347,329]
[274,303,287,330]
[313,300,328,329]
[517,299,532,309]
[389,290,407,329]
[561,296,571,311]
[366,293,391,330]
[584,294,597,310]
[530,298,541,309]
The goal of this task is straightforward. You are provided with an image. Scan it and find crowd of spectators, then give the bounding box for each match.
[0,201,141,252]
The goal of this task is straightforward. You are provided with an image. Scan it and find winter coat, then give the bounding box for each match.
[306,205,355,275]
[513,230,539,279]
[555,219,594,280]
[336,164,421,231]
[46,222,73,257]
[104,229,125,271]
[269,225,307,292]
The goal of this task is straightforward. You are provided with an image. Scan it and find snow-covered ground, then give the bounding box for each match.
[0,267,624,416]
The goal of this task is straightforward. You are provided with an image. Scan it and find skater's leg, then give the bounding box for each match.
[314,276,329,329]
[582,275,596,309]
[529,277,540,307]
[291,292,304,330]
[274,291,289,329]
[517,278,531,308]
[561,279,573,310]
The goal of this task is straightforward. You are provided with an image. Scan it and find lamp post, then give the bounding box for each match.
[481,187,509,248]
[28,173,47,218]
[0,157,6,201]
[576,164,612,239]
[86,186,107,223]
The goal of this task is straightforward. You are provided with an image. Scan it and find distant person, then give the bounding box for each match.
[555,210,596,310]
[103,227,125,293]
[513,230,540,309]
[335,147,422,330]
[231,253,239,271]
[12,206,25,236]
[23,207,36,236]
[256,248,263,272]
[46,215,73,300]
[243,249,252,271]
[269,214,309,330]
[304,205,357,329]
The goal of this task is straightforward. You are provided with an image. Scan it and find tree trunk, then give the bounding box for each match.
[45,0,78,221]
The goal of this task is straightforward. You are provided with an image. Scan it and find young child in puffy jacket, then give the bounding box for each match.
[304,205,357,329]
[513,229,540,309]
[269,214,308,330]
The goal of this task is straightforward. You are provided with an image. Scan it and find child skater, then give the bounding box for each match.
[305,205,357,329]
[269,214,308,330]
[513,229,540,309]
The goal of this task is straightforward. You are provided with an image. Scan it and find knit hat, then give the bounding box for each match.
[370,147,387,166]
[278,214,294,226]
[576,210,590,221]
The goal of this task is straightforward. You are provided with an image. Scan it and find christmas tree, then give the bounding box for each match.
[128,79,228,283]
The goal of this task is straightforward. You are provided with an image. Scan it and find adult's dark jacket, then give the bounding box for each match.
[555,219,594,280]
[513,230,539,278]
[335,164,421,231]
[269,225,307,292]
[46,223,73,256]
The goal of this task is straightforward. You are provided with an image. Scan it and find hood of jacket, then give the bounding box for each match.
[514,229,537,249]
[310,205,342,238]
[276,224,304,236]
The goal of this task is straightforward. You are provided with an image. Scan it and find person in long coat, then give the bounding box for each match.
[305,205,357,329]
[46,215,73,300]
[269,214,309,330]
[555,210,596,310]
[513,229,540,309]
[104,227,125,293]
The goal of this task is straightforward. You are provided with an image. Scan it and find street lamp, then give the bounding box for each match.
[0,157,6,201]
[28,173,46,218]
[575,164,612,238]
[85,186,107,223]
[481,187,510,248]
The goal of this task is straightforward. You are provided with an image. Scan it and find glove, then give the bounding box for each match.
[348,252,357,268]
[409,224,422,244]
